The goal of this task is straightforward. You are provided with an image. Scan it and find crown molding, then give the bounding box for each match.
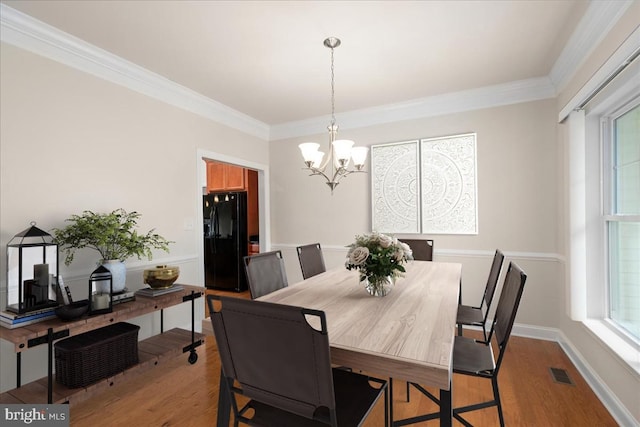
[549,0,634,94]
[270,77,555,141]
[0,4,270,141]
[0,2,629,142]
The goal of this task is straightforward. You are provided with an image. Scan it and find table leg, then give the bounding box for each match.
[16,352,21,388]
[389,377,394,425]
[216,368,231,427]
[440,383,452,427]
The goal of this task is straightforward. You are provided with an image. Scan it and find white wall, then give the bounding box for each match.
[271,99,561,329]
[0,42,269,391]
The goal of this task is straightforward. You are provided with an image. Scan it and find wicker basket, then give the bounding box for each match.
[55,322,140,388]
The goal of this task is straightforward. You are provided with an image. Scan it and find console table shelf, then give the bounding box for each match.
[1,328,205,405]
[0,284,204,404]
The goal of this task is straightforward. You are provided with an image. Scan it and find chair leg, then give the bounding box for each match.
[406,381,410,402]
[492,377,505,427]
[457,280,463,338]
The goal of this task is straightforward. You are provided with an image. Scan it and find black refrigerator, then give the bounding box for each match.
[203,191,248,291]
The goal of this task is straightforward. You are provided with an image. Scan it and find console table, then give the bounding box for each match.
[0,284,204,406]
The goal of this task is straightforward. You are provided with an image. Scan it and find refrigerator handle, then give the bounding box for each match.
[211,206,218,253]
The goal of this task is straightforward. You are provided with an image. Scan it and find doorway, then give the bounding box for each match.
[196,149,270,288]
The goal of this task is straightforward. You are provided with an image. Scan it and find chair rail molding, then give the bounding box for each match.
[273,244,563,263]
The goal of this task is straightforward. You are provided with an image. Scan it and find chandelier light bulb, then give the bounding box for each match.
[332,139,354,164]
[312,151,325,168]
[351,146,369,169]
[299,142,320,164]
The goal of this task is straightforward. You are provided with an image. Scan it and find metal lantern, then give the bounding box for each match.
[88,265,113,315]
[6,222,59,314]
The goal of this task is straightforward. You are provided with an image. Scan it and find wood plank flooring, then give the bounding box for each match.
[69,316,617,426]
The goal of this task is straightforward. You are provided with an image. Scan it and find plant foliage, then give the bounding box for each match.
[53,209,171,265]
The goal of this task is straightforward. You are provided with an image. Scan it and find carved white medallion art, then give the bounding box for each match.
[421,134,477,234]
[371,133,477,235]
[371,141,420,233]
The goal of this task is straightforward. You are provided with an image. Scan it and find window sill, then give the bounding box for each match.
[583,319,640,376]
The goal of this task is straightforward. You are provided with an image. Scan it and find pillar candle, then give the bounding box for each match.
[92,293,110,310]
[33,264,49,286]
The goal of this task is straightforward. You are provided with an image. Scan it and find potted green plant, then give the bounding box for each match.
[53,209,171,292]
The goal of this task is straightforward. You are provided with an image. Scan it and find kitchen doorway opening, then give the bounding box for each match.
[196,149,270,289]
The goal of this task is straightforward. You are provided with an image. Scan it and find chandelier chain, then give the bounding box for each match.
[330,46,336,128]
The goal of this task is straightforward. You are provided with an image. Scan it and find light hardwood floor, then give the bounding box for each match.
[69,302,617,426]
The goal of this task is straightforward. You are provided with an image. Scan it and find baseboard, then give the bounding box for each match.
[512,323,639,427]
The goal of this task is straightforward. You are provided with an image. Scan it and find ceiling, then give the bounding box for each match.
[3,0,588,126]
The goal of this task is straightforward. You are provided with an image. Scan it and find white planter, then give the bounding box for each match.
[100,260,126,293]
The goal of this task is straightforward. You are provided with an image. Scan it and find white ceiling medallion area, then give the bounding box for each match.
[0,2,632,142]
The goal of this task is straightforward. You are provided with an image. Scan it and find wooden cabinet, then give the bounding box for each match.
[246,169,259,239]
[225,164,245,190]
[248,242,260,256]
[206,161,246,192]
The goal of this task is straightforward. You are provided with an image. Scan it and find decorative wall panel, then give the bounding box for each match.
[371,133,478,235]
[371,141,420,233]
[421,133,477,234]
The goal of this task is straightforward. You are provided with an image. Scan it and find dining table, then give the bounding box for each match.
[215,260,462,427]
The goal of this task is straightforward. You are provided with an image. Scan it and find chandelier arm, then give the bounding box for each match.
[315,132,335,173]
[305,167,334,183]
[330,167,366,183]
[329,167,349,185]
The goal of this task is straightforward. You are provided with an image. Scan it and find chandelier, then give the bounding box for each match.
[299,37,368,193]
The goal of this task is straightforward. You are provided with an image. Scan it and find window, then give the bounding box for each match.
[604,100,640,341]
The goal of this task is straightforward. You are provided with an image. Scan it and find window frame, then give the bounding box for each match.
[599,95,640,347]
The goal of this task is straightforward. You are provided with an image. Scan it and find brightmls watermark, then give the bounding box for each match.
[1,405,68,426]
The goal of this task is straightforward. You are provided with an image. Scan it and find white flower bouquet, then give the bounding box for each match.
[345,232,413,287]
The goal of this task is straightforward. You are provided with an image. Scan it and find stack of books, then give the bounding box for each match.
[113,289,136,305]
[0,307,57,329]
[135,284,183,298]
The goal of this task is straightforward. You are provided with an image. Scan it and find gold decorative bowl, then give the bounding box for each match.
[143,265,180,289]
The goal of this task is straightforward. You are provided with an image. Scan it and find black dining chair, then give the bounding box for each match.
[399,262,527,427]
[243,250,288,299]
[457,249,505,340]
[296,242,327,279]
[207,295,389,427]
[399,239,434,261]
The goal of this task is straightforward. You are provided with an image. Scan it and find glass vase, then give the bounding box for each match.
[362,275,394,297]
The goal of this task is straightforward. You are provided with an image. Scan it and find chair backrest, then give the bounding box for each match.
[243,250,288,299]
[207,295,337,423]
[480,249,505,320]
[488,261,527,372]
[400,239,434,261]
[296,243,326,279]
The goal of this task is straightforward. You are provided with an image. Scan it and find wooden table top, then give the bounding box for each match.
[258,261,461,390]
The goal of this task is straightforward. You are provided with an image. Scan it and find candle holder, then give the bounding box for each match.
[88,265,112,315]
[6,222,59,314]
